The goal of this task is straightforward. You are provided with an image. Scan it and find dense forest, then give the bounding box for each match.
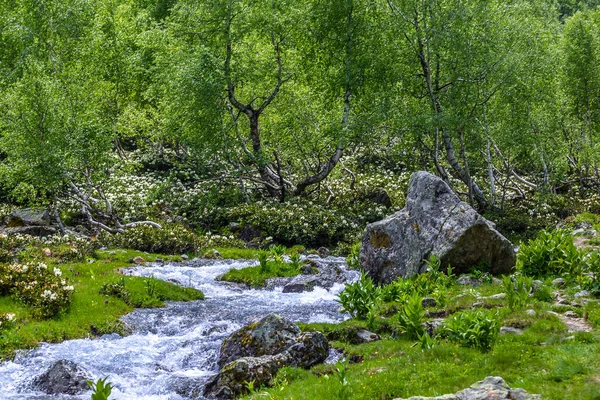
[1,0,600,245]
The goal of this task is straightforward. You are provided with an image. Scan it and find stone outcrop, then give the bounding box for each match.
[218,313,301,368]
[361,171,515,284]
[395,376,540,400]
[205,314,329,399]
[32,360,91,395]
[3,208,57,237]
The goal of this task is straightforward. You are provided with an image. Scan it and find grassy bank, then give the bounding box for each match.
[243,331,600,400]
[0,249,203,360]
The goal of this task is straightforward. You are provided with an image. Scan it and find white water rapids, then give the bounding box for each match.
[0,257,356,399]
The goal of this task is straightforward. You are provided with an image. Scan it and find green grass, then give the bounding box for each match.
[219,261,301,288]
[241,276,600,400]
[211,247,260,260]
[0,249,203,360]
[242,331,600,400]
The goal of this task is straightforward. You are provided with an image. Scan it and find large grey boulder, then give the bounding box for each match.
[361,171,515,283]
[32,360,91,395]
[218,313,301,368]
[396,376,540,400]
[205,332,328,399]
[206,315,329,399]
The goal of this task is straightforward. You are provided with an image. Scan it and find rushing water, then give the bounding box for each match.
[0,257,356,399]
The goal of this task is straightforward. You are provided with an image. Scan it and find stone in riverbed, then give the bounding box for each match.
[206,324,329,399]
[282,275,320,293]
[32,360,91,395]
[217,313,300,368]
[360,171,515,284]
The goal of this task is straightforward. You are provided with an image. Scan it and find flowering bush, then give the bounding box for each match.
[99,224,197,254]
[99,223,246,254]
[0,312,16,332]
[0,262,74,319]
[0,233,98,263]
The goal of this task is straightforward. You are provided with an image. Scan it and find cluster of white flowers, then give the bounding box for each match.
[41,290,58,300]
[0,313,16,329]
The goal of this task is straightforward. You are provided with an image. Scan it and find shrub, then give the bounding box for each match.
[397,293,426,339]
[577,251,600,296]
[257,251,270,273]
[99,278,130,304]
[0,262,74,319]
[532,283,554,303]
[346,243,361,270]
[503,274,532,311]
[0,313,15,332]
[516,230,584,277]
[337,272,380,319]
[441,310,500,352]
[0,234,98,263]
[99,224,197,254]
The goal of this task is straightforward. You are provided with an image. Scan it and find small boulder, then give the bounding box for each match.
[456,275,481,287]
[356,329,381,343]
[218,314,300,368]
[574,290,591,298]
[396,376,540,400]
[131,256,145,264]
[282,276,320,293]
[204,354,287,399]
[423,318,446,337]
[421,297,437,308]
[6,208,50,227]
[317,247,330,258]
[552,278,566,288]
[500,326,524,335]
[33,360,91,395]
[284,332,329,368]
[361,171,515,284]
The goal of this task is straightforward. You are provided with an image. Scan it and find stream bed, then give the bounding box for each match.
[0,257,356,399]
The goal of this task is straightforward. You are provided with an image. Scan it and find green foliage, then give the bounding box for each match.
[334,360,351,400]
[219,260,300,288]
[270,245,287,263]
[577,251,600,296]
[346,243,361,270]
[257,251,270,274]
[289,252,303,271]
[533,284,555,303]
[0,234,98,264]
[88,377,113,400]
[503,275,533,311]
[145,275,158,298]
[517,230,584,277]
[441,310,500,352]
[0,262,73,319]
[337,272,380,320]
[99,224,197,254]
[396,294,426,340]
[0,312,15,332]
